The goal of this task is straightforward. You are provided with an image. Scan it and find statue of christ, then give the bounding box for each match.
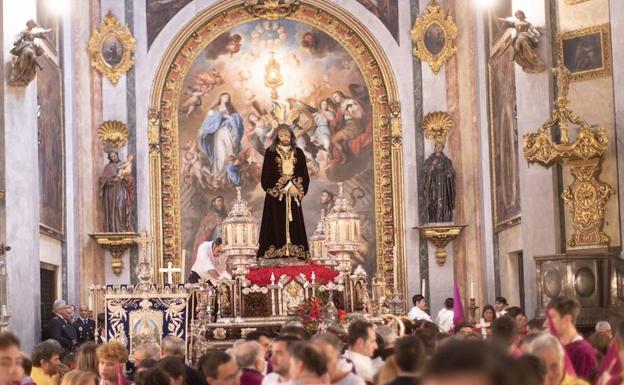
[257,124,310,260]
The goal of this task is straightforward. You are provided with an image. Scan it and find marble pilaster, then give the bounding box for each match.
[610,0,624,254]
[443,0,486,313]
[513,0,559,317]
[3,0,40,352]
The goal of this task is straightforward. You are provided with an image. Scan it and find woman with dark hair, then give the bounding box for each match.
[198,92,244,187]
[478,305,497,336]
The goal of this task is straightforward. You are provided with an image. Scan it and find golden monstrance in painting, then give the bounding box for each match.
[176,20,376,275]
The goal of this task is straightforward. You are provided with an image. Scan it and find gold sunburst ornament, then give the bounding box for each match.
[98,120,129,151]
[88,11,136,85]
[410,0,458,73]
[422,111,453,144]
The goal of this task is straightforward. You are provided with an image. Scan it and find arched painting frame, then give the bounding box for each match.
[147,0,405,297]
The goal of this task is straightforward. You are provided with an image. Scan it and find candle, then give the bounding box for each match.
[88,294,93,311]
[470,280,474,299]
[1,305,7,316]
[421,278,426,297]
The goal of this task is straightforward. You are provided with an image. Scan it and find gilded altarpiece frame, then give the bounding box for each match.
[147,1,406,297]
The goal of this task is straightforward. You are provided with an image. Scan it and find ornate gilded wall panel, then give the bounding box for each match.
[148,1,404,294]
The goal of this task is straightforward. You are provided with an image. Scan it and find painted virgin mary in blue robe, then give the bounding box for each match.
[197,92,244,186]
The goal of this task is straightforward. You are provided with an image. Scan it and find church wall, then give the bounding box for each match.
[439,0,488,314]
[513,0,561,319]
[3,0,42,352]
[556,0,621,249]
[497,224,522,308]
[132,0,421,299]
[69,0,106,311]
[610,0,624,253]
[39,235,63,299]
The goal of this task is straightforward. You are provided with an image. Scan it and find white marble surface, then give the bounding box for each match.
[474,8,496,305]
[3,0,40,352]
[610,0,624,256]
[513,0,559,317]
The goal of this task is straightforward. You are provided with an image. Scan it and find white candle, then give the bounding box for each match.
[1,305,7,316]
[470,280,474,299]
[88,294,93,311]
[421,278,426,297]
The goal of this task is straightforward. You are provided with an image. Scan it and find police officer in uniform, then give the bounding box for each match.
[45,299,78,354]
[73,305,95,345]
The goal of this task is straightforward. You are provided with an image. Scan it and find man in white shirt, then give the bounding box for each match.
[435,298,454,333]
[407,295,432,322]
[188,238,225,284]
[343,320,378,383]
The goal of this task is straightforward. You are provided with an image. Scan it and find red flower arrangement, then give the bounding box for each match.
[246,263,339,286]
[294,293,347,336]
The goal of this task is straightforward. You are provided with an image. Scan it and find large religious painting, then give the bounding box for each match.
[356,0,399,42]
[177,19,377,276]
[37,56,64,235]
[488,37,521,231]
[146,0,192,48]
[149,3,404,293]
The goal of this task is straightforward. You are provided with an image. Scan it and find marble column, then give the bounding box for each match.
[473,7,496,306]
[72,0,106,305]
[610,0,624,252]
[3,0,41,352]
[441,0,487,315]
[513,0,560,317]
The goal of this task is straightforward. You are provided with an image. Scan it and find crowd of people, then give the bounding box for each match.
[0,295,621,385]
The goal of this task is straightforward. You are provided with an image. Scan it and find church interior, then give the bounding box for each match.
[1,0,624,384]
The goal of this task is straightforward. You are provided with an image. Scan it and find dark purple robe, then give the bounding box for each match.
[565,338,597,379]
[240,368,264,385]
[257,146,310,260]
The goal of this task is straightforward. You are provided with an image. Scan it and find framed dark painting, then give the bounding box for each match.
[488,37,521,231]
[356,0,399,42]
[557,23,611,81]
[37,56,65,236]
